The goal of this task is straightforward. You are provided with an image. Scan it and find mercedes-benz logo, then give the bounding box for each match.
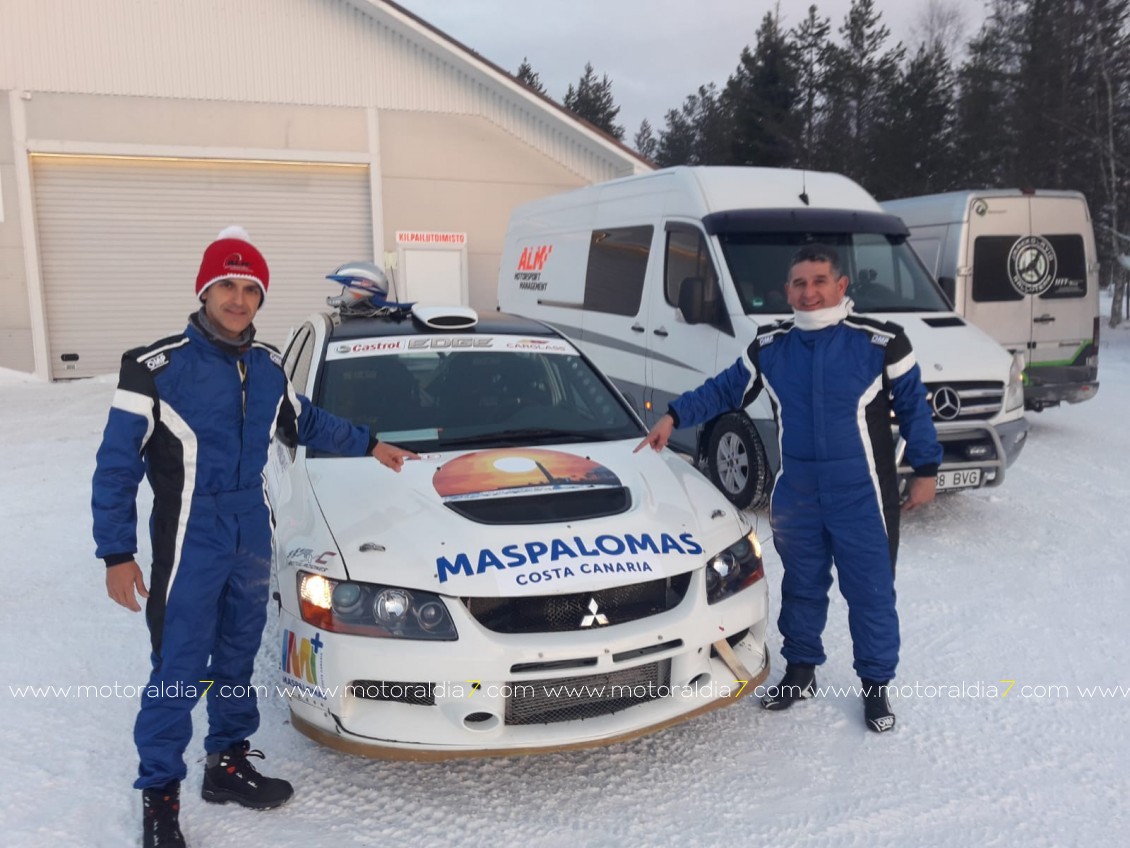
[931,386,961,421]
[580,598,609,628]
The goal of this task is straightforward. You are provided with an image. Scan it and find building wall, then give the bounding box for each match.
[378,111,588,310]
[0,93,33,372]
[0,0,647,375]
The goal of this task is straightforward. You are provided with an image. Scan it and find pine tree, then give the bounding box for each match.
[870,44,956,198]
[791,5,833,168]
[563,62,625,140]
[725,12,800,167]
[951,17,1013,188]
[634,119,658,161]
[818,0,906,186]
[655,84,730,166]
[515,57,546,96]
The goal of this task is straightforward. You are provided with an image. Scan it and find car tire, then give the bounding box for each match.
[705,413,769,510]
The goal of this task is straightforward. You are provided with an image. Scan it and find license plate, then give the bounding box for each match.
[935,469,982,491]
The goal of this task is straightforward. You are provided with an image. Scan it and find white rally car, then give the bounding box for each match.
[265,301,770,758]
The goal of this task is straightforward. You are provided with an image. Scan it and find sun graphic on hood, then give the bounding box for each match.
[433,448,621,500]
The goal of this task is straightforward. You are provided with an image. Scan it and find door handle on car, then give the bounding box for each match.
[653,327,669,337]
[1034,314,1056,324]
[631,323,646,333]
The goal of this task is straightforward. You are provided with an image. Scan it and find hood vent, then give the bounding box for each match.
[444,487,630,524]
[922,316,967,328]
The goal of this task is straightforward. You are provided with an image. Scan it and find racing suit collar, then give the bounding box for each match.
[791,297,853,332]
[190,308,256,355]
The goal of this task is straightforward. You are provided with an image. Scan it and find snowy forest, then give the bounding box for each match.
[517,0,1130,302]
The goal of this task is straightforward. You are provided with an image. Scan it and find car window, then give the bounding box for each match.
[312,346,642,455]
[283,323,318,392]
[282,325,312,381]
[582,226,653,317]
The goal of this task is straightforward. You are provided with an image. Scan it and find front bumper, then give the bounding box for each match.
[278,576,769,759]
[896,416,1030,489]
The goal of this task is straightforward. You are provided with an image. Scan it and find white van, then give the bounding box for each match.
[498,166,1029,509]
[882,190,1100,411]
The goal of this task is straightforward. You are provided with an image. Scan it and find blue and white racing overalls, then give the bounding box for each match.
[93,320,372,789]
[669,315,942,682]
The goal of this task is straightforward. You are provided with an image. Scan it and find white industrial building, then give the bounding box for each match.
[0,0,648,379]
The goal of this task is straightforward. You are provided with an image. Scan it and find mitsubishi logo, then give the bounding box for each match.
[932,386,962,421]
[580,599,609,628]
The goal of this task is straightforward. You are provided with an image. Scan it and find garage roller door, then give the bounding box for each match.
[33,155,372,379]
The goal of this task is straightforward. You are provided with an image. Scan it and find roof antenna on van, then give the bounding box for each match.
[799,171,810,206]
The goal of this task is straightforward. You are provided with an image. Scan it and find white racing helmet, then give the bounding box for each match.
[327,261,390,304]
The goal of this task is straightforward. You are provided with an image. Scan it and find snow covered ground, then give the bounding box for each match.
[2,299,1129,847]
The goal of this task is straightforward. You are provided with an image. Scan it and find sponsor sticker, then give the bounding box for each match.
[1008,236,1058,296]
[327,336,575,360]
[434,531,703,588]
[433,449,620,501]
[280,627,329,704]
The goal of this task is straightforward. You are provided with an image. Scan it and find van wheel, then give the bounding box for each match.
[706,413,769,510]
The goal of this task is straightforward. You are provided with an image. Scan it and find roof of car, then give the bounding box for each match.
[326,307,559,340]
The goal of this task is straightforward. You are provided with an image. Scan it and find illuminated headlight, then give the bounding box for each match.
[1004,352,1026,412]
[705,531,764,605]
[298,571,457,640]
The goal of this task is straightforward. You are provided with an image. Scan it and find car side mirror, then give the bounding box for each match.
[678,276,708,325]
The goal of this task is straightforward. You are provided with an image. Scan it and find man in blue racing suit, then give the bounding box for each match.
[92,227,416,847]
[638,244,942,734]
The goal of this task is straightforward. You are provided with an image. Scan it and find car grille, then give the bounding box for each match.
[463,573,692,634]
[505,660,671,725]
[922,381,1003,422]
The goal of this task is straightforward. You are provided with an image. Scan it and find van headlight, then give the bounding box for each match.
[1004,352,1026,412]
[705,531,764,604]
[297,571,457,640]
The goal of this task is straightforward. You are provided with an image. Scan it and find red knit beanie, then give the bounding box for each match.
[195,226,269,301]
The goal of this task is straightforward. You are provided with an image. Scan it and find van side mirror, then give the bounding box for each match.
[678,277,708,324]
[937,276,956,309]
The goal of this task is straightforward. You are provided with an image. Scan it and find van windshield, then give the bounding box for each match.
[717,232,952,315]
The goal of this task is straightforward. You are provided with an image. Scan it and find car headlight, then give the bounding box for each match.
[297,571,458,640]
[1004,352,1026,412]
[705,530,764,605]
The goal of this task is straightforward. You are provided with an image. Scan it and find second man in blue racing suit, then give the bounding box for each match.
[637,244,942,733]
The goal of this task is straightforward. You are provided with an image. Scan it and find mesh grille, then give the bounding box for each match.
[505,660,671,725]
[464,574,692,634]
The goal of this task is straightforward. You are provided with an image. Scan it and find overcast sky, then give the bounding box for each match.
[396,0,987,141]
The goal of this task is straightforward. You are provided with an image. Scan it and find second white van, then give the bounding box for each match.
[498,167,1030,509]
[883,189,1100,411]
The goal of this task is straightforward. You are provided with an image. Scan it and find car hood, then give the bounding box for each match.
[889,314,1012,382]
[304,440,747,598]
[741,312,1011,382]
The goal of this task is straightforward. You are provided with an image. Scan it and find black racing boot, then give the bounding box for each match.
[201,742,294,809]
[862,679,896,732]
[142,781,186,847]
[761,663,817,711]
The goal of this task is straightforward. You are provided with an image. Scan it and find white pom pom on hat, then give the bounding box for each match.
[195,225,269,300]
[215,224,252,242]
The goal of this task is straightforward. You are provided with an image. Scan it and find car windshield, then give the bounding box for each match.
[311,346,643,455]
[718,232,951,314]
